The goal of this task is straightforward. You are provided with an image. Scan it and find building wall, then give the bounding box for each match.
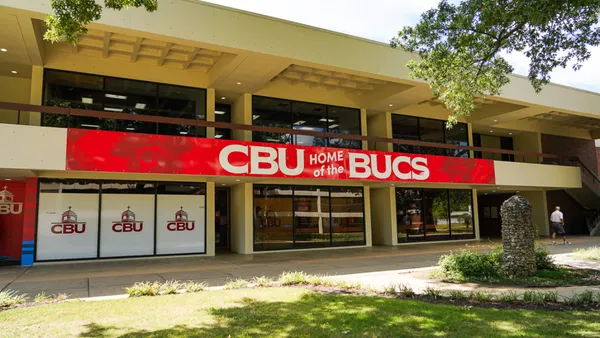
[0,75,30,124]
[542,134,598,173]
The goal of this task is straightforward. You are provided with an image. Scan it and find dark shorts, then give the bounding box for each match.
[552,222,566,235]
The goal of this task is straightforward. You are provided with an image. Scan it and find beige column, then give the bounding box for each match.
[206,88,215,138]
[360,108,368,150]
[231,93,252,141]
[513,132,542,163]
[231,183,253,254]
[370,187,397,245]
[467,123,475,158]
[472,189,480,240]
[363,186,373,247]
[367,112,393,152]
[205,182,216,256]
[519,191,550,236]
[28,65,43,126]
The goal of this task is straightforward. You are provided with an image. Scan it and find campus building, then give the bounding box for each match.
[0,0,599,266]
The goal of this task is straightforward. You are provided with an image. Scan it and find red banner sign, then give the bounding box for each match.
[66,129,495,184]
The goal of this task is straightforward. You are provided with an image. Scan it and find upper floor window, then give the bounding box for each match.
[252,96,361,149]
[42,69,207,137]
[391,114,469,157]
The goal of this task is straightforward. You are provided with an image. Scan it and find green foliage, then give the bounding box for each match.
[448,290,469,301]
[252,276,274,287]
[278,271,309,286]
[574,246,600,261]
[398,283,416,298]
[439,249,503,280]
[423,287,443,299]
[497,290,519,303]
[535,245,556,270]
[125,281,161,297]
[224,279,250,290]
[0,290,28,308]
[471,291,494,302]
[564,290,596,306]
[183,281,207,293]
[34,292,50,303]
[160,280,181,295]
[45,0,159,44]
[383,284,398,295]
[523,290,558,305]
[392,0,600,127]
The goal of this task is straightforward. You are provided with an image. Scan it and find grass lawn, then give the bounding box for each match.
[1,288,600,337]
[575,247,600,261]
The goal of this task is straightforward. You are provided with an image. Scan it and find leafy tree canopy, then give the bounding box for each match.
[44,0,158,44]
[391,0,600,127]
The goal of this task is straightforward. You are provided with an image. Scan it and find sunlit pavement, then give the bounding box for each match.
[0,236,598,298]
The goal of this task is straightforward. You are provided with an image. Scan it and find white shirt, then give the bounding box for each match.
[551,210,563,223]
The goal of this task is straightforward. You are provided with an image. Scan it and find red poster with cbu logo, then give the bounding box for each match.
[66,129,495,185]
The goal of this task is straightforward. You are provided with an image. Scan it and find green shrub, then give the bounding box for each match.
[574,247,600,261]
[334,280,362,290]
[565,291,595,306]
[53,293,69,301]
[448,290,469,301]
[523,290,548,305]
[398,284,416,298]
[497,290,519,303]
[472,291,494,302]
[224,279,250,290]
[160,280,181,295]
[183,281,207,293]
[535,245,556,270]
[278,271,309,286]
[423,287,443,299]
[252,276,274,287]
[383,284,398,295]
[0,290,28,308]
[439,249,502,280]
[34,292,50,303]
[305,275,335,287]
[125,281,161,297]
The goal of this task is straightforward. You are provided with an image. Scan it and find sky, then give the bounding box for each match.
[202,0,600,93]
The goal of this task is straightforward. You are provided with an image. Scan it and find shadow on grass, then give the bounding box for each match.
[79,292,600,338]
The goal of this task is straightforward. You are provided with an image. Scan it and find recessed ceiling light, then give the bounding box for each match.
[236,82,241,85]
[135,103,146,109]
[0,48,7,52]
[221,96,226,100]
[5,178,12,181]
[126,127,135,131]
[222,183,226,186]
[105,93,127,100]
[516,191,520,193]
[82,98,93,104]
[484,193,488,195]
[11,70,17,74]
[389,104,393,107]
[489,130,493,133]
[493,119,498,122]
[179,131,188,135]
[329,124,339,129]
[215,110,226,115]
[236,179,240,182]
[104,107,123,112]
[492,190,496,193]
[391,184,395,186]
[509,132,513,135]
[215,134,223,139]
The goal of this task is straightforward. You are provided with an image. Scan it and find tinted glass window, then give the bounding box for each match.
[253,185,294,251]
[104,78,157,134]
[252,97,293,144]
[419,118,445,156]
[157,85,206,137]
[449,190,474,240]
[396,188,424,243]
[328,106,362,149]
[392,115,419,153]
[445,122,469,157]
[214,103,231,140]
[330,187,365,246]
[292,102,327,147]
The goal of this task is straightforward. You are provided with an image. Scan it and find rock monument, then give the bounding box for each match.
[500,195,536,277]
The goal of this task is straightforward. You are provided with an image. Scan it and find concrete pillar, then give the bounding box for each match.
[363,186,373,247]
[231,93,252,141]
[231,183,253,254]
[28,65,43,126]
[206,88,215,139]
[367,112,392,152]
[467,123,475,158]
[519,191,550,236]
[205,182,216,256]
[360,108,368,150]
[370,187,397,246]
[472,189,480,240]
[513,132,542,164]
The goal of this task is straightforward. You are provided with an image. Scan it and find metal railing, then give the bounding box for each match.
[0,101,593,172]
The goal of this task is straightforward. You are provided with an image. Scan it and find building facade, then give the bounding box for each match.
[0,0,599,266]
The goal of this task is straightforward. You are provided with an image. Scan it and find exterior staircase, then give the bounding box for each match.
[565,160,600,236]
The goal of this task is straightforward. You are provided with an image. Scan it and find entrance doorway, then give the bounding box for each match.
[215,187,230,251]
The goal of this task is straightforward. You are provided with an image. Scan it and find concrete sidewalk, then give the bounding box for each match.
[1,236,598,299]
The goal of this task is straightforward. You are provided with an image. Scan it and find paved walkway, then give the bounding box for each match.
[0,236,598,299]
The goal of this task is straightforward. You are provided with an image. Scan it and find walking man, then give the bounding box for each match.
[551,206,570,245]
